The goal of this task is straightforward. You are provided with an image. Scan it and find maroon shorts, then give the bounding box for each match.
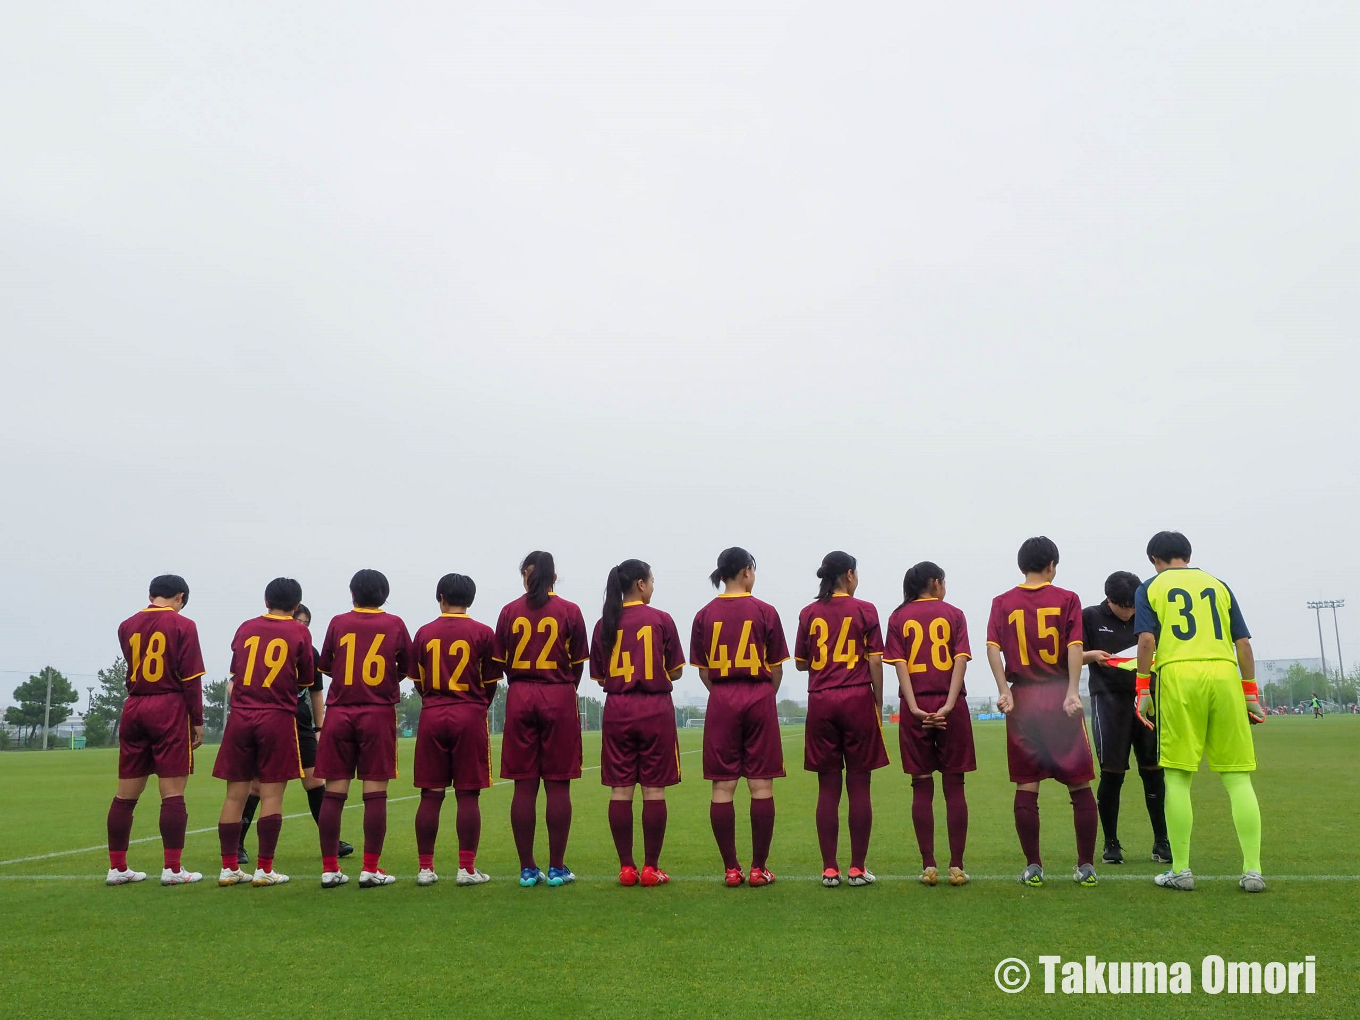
[414,703,491,790]
[803,685,889,773]
[118,695,193,779]
[499,683,582,781]
[212,708,303,784]
[314,704,399,781]
[1006,682,1095,785]
[898,692,977,775]
[601,692,681,788]
[703,681,785,781]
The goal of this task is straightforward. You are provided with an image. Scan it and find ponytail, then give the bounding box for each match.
[901,560,945,607]
[601,559,651,655]
[709,546,756,588]
[520,550,556,610]
[815,551,857,602]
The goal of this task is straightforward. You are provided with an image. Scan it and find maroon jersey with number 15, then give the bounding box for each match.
[985,583,1083,685]
[689,593,789,682]
[228,614,315,713]
[117,606,207,725]
[590,602,686,694]
[409,613,501,706]
[318,608,413,706]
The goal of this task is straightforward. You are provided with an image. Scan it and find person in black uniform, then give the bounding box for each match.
[1083,572,1170,865]
[239,604,352,862]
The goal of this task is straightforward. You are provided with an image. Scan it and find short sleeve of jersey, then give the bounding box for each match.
[297,640,316,689]
[764,604,790,665]
[175,619,207,682]
[588,620,608,681]
[491,606,510,664]
[1063,590,1083,646]
[1223,585,1250,641]
[407,626,426,681]
[227,623,247,680]
[986,597,1004,646]
[793,606,812,663]
[689,611,706,667]
[318,619,338,676]
[953,608,972,659]
[1133,582,1159,638]
[660,612,685,673]
[392,620,413,679]
[568,605,590,664]
[861,603,884,656]
[480,629,502,685]
[883,611,905,662]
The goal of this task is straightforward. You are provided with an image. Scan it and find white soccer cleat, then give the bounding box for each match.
[106,868,146,886]
[456,867,491,886]
[1239,870,1267,893]
[359,869,396,888]
[1154,868,1195,891]
[848,867,876,887]
[416,868,439,887]
[218,867,250,887]
[321,870,349,888]
[251,869,289,887]
[161,867,203,886]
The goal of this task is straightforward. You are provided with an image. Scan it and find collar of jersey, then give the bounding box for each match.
[912,597,941,602]
[831,592,850,598]
[718,592,753,599]
[353,607,386,614]
[622,600,645,607]
[1018,583,1052,590]
[262,613,294,621]
[440,613,470,618]
[141,605,175,612]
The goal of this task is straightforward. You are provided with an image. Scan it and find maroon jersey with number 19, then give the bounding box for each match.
[985,583,1083,685]
[227,614,315,712]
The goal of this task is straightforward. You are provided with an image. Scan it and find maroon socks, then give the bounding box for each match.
[544,780,572,870]
[107,796,136,870]
[710,801,739,869]
[511,779,539,870]
[415,789,445,870]
[608,800,635,868]
[218,820,241,870]
[319,790,345,871]
[159,795,187,871]
[912,776,936,869]
[455,789,481,871]
[256,814,281,872]
[845,771,872,871]
[1014,789,1041,866]
[750,797,775,870]
[815,772,841,870]
[641,800,667,868]
[1071,786,1098,867]
[941,772,968,870]
[362,791,388,872]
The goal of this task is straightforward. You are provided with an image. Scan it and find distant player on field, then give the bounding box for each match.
[107,574,207,886]
[213,577,313,887]
[1083,571,1171,866]
[408,573,500,887]
[883,561,975,887]
[986,537,1100,887]
[794,551,888,889]
[1312,695,1321,719]
[493,551,591,888]
[314,569,413,888]
[1134,531,1265,893]
[690,547,789,888]
[590,559,686,888]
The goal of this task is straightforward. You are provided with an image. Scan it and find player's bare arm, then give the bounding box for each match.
[939,651,968,728]
[867,652,883,715]
[986,645,1013,713]
[1064,642,1083,716]
[769,661,783,695]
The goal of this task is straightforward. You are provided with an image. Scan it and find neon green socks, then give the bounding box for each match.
[1221,771,1262,873]
[1163,767,1194,872]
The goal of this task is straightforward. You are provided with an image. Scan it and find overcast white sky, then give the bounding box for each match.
[1,2,1356,709]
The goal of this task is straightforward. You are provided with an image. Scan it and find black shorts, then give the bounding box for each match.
[1090,690,1159,771]
[297,723,319,771]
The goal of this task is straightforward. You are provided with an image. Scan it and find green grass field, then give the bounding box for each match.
[1,717,1355,1019]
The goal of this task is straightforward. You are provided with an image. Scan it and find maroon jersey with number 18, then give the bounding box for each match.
[883,598,972,696]
[590,602,686,694]
[794,593,884,691]
[409,613,501,706]
[985,583,1083,685]
[117,606,207,725]
[227,614,315,712]
[318,608,413,705]
[688,593,789,681]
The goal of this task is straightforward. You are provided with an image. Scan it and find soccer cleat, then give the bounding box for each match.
[519,867,545,887]
[748,866,775,887]
[1018,864,1045,887]
[217,867,250,887]
[1151,840,1172,864]
[337,840,355,858]
[724,866,745,887]
[359,869,396,888]
[618,865,640,887]
[1154,868,1195,891]
[251,869,289,887]
[640,865,670,887]
[456,868,491,886]
[106,868,146,886]
[920,866,939,887]
[821,867,842,888]
[847,867,876,887]
[545,866,576,887]
[1102,840,1124,865]
[416,868,439,887]
[1073,863,1099,886]
[948,866,970,886]
[160,868,203,886]
[320,870,349,888]
[1239,870,1267,893]
[236,846,251,867]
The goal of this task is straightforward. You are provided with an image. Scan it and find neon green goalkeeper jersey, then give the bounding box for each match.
[1133,567,1251,668]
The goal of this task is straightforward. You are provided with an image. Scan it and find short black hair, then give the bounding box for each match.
[149,574,189,606]
[293,603,311,622]
[1017,536,1059,575]
[710,547,756,588]
[1147,531,1192,564]
[264,577,303,612]
[350,568,390,608]
[1104,571,1142,608]
[437,573,476,607]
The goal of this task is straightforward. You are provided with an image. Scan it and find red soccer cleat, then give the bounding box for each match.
[640,865,670,887]
[619,865,639,887]
[724,866,745,887]
[748,866,776,887]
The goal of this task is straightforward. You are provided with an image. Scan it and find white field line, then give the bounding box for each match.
[0,874,1356,883]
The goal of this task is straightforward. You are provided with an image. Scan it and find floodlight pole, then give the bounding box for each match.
[1307,599,1346,706]
[41,670,53,750]
[1330,600,1346,685]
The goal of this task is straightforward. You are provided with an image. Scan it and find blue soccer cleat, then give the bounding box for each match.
[519,867,544,887]
[546,865,576,887]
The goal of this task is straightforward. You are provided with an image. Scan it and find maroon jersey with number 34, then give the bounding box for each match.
[794,593,884,691]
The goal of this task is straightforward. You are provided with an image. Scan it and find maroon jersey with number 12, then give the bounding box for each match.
[318,608,413,705]
[590,602,686,694]
[409,614,501,705]
[985,583,1083,685]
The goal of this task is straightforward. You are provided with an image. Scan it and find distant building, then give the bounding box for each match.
[1258,658,1324,684]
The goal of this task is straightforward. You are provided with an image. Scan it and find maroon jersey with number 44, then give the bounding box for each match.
[409,614,501,706]
[883,598,972,697]
[318,608,413,706]
[985,583,1083,685]
[590,602,686,694]
[794,593,884,691]
[227,614,315,713]
[117,606,207,725]
[689,593,789,682]
[493,593,590,685]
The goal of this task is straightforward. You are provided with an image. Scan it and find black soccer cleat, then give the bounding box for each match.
[337,840,355,858]
[237,846,251,867]
[1101,840,1124,865]
[1151,840,1172,864]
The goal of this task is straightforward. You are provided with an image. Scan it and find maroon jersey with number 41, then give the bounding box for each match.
[985,583,1083,685]
[689,593,789,682]
[883,598,972,696]
[493,593,590,685]
[794,593,884,691]
[117,606,207,725]
[409,613,501,706]
[590,602,686,694]
[228,614,315,713]
[318,608,413,706]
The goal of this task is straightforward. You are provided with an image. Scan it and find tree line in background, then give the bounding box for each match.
[2,658,1357,749]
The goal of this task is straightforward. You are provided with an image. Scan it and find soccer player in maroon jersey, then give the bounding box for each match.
[590,559,685,888]
[409,572,501,887]
[985,537,1100,887]
[314,569,413,888]
[690,547,789,887]
[493,551,591,888]
[212,578,313,887]
[794,552,888,889]
[107,574,207,886]
[883,561,975,887]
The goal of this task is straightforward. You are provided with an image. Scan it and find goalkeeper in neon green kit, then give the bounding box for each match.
[1133,531,1266,893]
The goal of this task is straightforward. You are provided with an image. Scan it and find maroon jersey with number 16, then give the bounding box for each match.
[590,602,686,694]
[985,583,1083,685]
[318,608,413,706]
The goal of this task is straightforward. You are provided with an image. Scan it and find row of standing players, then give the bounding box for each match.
[105,539,1171,889]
